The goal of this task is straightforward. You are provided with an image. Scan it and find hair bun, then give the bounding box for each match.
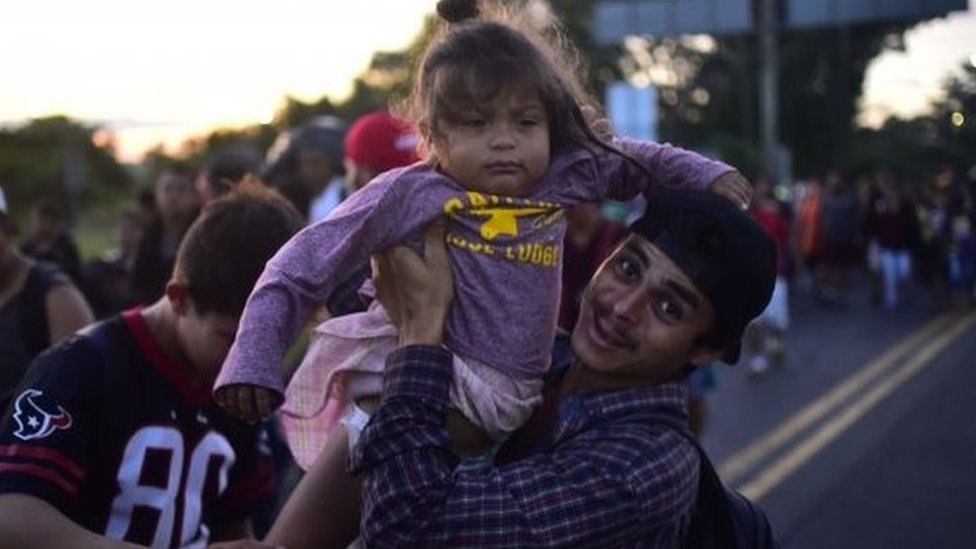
[436,0,479,23]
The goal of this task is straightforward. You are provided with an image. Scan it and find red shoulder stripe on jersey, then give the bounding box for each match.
[122,308,212,405]
[0,444,86,483]
[0,462,79,499]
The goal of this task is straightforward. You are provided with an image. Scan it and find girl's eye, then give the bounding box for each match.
[519,117,541,127]
[461,118,486,128]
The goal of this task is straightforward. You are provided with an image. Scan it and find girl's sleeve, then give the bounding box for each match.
[598,137,735,202]
[214,167,447,398]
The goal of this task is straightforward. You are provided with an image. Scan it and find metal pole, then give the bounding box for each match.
[758,0,780,183]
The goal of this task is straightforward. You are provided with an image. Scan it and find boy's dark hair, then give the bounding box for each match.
[401,0,620,160]
[174,176,303,316]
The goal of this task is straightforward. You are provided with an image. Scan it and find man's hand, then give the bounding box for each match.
[373,220,453,346]
[708,171,754,211]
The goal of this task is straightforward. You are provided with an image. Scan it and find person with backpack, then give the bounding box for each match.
[250,187,779,549]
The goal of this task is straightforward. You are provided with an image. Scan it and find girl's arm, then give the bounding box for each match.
[213,167,452,406]
[554,137,747,206]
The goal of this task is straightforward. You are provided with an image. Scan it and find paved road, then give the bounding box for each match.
[698,278,976,548]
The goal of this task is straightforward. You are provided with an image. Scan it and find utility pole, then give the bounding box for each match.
[758,0,780,183]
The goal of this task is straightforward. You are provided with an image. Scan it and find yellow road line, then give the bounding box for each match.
[718,311,957,484]
[738,311,976,501]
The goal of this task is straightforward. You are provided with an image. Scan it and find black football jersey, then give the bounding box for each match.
[0,309,274,548]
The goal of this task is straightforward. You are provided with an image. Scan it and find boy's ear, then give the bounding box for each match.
[165,279,190,316]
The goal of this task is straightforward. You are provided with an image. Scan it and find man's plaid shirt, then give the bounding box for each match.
[350,344,700,548]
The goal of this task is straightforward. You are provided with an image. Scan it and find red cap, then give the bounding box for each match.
[343,111,421,172]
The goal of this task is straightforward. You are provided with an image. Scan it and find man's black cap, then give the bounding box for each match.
[629,187,776,364]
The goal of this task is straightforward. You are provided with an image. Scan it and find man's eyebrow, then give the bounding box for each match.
[622,241,650,268]
[665,279,701,308]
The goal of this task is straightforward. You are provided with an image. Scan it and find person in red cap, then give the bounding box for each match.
[343,110,421,195]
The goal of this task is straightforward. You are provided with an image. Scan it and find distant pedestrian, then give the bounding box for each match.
[19,196,83,285]
[130,163,202,304]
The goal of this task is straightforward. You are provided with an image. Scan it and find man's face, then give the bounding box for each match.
[571,234,721,386]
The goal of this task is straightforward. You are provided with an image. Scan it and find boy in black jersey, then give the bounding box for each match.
[0,178,303,548]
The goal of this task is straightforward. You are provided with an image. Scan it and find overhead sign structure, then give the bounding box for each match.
[594,0,969,43]
[595,0,752,44]
[786,0,969,28]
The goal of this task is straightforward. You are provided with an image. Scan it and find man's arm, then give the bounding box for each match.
[0,494,141,549]
[351,347,694,547]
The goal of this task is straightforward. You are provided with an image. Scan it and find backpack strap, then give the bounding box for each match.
[646,413,780,549]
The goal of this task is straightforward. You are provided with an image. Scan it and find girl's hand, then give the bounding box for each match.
[214,384,278,422]
[708,171,754,211]
[373,220,453,346]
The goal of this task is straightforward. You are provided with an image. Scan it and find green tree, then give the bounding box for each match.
[0,116,133,222]
[853,60,976,182]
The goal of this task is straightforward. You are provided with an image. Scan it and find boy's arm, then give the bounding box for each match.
[0,494,142,549]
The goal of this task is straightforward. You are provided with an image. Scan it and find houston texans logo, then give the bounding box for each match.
[12,389,73,441]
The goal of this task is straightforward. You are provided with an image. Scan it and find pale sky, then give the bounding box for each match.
[2,0,973,162]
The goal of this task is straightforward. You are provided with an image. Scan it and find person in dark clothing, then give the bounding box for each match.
[0,184,93,405]
[129,164,202,304]
[19,197,83,285]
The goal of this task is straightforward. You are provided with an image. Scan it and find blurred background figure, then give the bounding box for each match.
[794,175,824,297]
[81,204,145,318]
[130,163,202,304]
[742,175,793,377]
[196,145,263,203]
[558,201,627,331]
[863,172,921,310]
[342,110,420,194]
[264,116,347,223]
[0,183,93,405]
[19,196,83,285]
[936,165,976,308]
[818,170,862,307]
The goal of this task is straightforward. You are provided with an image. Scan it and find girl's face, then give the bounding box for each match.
[431,88,550,197]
